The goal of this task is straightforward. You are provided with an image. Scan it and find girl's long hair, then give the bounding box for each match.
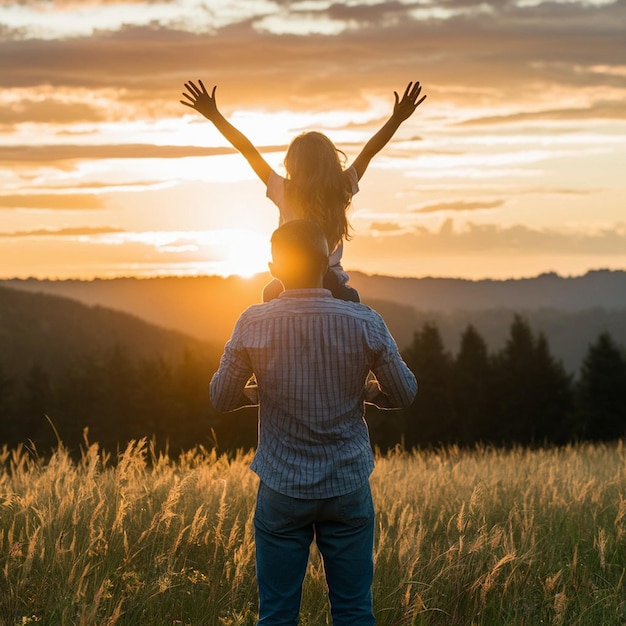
[283,131,352,253]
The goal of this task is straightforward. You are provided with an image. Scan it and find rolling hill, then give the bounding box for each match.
[349,269,626,311]
[0,285,216,381]
[3,270,626,373]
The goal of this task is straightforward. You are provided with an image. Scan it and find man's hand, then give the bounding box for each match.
[180,80,220,121]
[364,374,384,403]
[244,376,259,405]
[392,81,427,123]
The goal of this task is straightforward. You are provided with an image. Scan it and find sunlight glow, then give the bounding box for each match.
[94,229,271,278]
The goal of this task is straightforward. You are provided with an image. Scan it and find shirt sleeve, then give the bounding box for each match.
[344,165,360,195]
[209,316,256,412]
[266,169,287,224]
[365,311,417,409]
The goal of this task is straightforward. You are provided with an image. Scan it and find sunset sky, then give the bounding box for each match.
[1,0,625,280]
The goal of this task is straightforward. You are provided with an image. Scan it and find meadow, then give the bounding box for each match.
[1,438,625,626]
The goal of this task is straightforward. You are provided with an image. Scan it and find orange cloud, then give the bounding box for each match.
[0,144,260,163]
[415,200,505,214]
[0,1,624,114]
[0,226,124,237]
[0,193,103,210]
[351,221,626,257]
[0,98,104,125]
[458,101,626,126]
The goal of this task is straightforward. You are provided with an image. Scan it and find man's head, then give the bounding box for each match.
[269,220,329,290]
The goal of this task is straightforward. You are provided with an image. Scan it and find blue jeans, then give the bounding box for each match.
[253,481,376,626]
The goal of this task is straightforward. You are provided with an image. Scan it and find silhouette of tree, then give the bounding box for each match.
[491,315,572,444]
[533,334,574,443]
[0,365,16,445]
[577,332,626,441]
[101,347,141,444]
[402,322,454,446]
[133,348,219,453]
[54,355,105,449]
[171,348,218,448]
[452,324,494,444]
[15,364,56,449]
[133,355,181,445]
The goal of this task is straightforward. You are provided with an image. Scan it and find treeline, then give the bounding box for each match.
[1,315,625,455]
[387,315,626,449]
[0,347,252,455]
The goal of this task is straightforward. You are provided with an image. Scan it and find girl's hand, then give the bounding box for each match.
[180,80,220,120]
[392,81,427,122]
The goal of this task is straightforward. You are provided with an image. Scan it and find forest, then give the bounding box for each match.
[1,308,625,455]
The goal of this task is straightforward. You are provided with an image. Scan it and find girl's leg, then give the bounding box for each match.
[323,271,360,303]
[263,278,284,302]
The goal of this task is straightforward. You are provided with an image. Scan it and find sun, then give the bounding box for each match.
[221,229,271,278]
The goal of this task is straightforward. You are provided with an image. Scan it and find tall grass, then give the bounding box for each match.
[1,439,625,625]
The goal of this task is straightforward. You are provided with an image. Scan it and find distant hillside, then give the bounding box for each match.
[349,269,626,311]
[368,300,626,374]
[1,275,267,353]
[0,285,214,380]
[3,271,626,373]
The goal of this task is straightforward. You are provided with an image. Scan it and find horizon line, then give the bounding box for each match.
[1,267,624,284]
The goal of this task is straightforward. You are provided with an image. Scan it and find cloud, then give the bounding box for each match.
[0,143,285,163]
[353,220,626,257]
[4,1,161,5]
[522,187,598,196]
[0,98,104,125]
[458,101,626,126]
[0,1,624,111]
[0,226,124,237]
[415,200,505,214]
[0,193,104,209]
[370,221,406,232]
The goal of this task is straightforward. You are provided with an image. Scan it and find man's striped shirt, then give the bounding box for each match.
[210,289,417,498]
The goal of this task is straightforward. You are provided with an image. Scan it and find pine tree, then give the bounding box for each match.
[16,364,55,448]
[577,332,626,441]
[0,365,15,445]
[492,315,572,444]
[55,355,105,449]
[402,322,454,447]
[453,324,494,444]
[532,333,573,443]
[101,346,140,447]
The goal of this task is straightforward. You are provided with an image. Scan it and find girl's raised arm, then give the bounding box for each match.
[350,81,426,181]
[181,80,272,185]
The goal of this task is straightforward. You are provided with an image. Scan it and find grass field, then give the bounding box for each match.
[1,438,625,625]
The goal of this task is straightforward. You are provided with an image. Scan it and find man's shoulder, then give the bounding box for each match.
[330,299,382,320]
[236,301,270,322]
[276,296,384,323]
[237,295,383,323]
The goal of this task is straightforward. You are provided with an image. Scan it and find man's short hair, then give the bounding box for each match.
[271,220,330,268]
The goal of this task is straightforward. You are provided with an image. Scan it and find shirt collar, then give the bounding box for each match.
[278,288,333,299]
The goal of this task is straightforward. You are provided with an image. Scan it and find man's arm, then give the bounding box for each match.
[181,80,272,185]
[350,81,426,181]
[365,314,417,409]
[209,320,257,412]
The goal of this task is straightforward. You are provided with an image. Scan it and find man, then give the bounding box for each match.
[210,220,417,625]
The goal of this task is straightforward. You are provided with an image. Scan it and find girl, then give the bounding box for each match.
[180,79,426,302]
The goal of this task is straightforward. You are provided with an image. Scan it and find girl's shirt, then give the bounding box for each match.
[266,166,359,285]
